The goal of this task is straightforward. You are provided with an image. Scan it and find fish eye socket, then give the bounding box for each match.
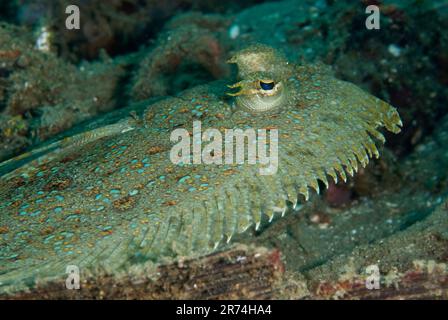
[259,80,275,91]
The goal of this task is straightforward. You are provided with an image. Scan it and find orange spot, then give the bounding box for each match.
[147,146,165,155]
[0,226,9,234]
[134,162,143,169]
[100,230,113,237]
[40,226,55,236]
[163,200,177,206]
[10,200,21,208]
[113,195,137,211]
[223,169,237,176]
[165,167,174,173]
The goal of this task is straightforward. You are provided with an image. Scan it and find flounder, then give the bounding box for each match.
[0,45,401,294]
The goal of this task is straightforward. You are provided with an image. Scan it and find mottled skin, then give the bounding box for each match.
[0,45,401,294]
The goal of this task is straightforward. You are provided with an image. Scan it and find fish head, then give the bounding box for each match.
[227,45,296,113]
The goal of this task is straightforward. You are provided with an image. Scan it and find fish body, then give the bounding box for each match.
[0,45,401,293]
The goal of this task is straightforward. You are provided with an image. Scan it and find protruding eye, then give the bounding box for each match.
[259,80,275,91]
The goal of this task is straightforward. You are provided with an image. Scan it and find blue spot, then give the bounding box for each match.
[188,187,197,192]
[55,195,64,201]
[137,169,145,174]
[44,235,55,243]
[178,175,190,183]
[53,207,63,213]
[30,210,42,216]
[131,159,138,164]
[95,194,102,200]
[61,231,74,238]
[129,189,139,196]
[146,180,155,187]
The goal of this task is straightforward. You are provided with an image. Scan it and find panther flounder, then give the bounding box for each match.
[0,45,401,294]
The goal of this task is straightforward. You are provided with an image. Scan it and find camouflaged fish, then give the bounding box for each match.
[0,44,401,294]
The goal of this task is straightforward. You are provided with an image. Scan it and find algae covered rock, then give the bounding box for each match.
[0,23,126,162]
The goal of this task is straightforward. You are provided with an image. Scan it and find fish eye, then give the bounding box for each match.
[259,80,275,91]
